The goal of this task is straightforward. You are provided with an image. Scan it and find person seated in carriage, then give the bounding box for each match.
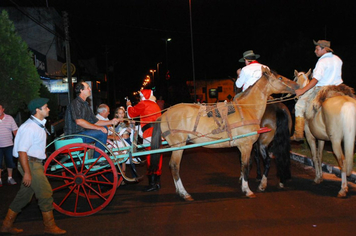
[96,104,140,164]
[126,89,162,192]
[235,50,269,93]
[64,81,120,158]
[291,40,343,141]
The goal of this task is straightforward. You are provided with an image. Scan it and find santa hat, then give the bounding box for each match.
[139,89,153,100]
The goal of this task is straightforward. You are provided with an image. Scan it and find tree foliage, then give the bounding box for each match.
[0,10,41,115]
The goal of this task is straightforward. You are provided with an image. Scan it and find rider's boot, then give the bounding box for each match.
[290,116,305,141]
[1,209,23,234]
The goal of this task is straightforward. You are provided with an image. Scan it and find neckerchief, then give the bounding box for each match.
[30,116,51,135]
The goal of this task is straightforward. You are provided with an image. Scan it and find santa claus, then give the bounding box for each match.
[126,89,162,191]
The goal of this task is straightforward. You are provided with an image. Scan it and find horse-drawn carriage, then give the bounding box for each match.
[43,67,301,217]
[45,126,271,217]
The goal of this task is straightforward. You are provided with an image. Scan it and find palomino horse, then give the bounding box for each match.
[294,70,356,197]
[253,102,292,192]
[150,67,299,201]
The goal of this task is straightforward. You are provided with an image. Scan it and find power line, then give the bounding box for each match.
[9,0,64,40]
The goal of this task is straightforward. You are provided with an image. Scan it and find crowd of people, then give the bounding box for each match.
[1,39,346,234]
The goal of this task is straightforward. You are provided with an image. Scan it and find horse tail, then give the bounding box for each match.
[341,102,356,175]
[272,107,291,182]
[149,118,162,172]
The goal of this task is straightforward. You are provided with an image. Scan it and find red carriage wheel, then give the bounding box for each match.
[44,143,118,217]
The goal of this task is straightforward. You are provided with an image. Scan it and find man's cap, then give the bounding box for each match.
[239,50,260,62]
[28,98,49,112]
[313,40,333,52]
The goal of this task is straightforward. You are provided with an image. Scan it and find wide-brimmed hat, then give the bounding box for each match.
[239,50,260,62]
[313,40,333,52]
[28,98,49,112]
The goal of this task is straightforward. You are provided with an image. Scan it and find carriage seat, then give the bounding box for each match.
[54,138,83,150]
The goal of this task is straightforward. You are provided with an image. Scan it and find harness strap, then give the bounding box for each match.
[193,106,205,133]
[162,119,260,139]
[229,119,260,130]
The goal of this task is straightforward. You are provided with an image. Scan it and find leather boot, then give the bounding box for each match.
[144,174,159,192]
[290,116,305,141]
[42,211,66,235]
[156,175,161,189]
[0,209,23,234]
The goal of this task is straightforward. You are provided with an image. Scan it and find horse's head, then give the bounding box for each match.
[262,67,299,94]
[293,69,311,89]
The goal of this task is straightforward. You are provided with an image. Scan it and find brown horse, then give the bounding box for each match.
[150,67,299,201]
[294,70,356,197]
[253,102,292,192]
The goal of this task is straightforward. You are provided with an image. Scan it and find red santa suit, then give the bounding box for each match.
[127,89,162,175]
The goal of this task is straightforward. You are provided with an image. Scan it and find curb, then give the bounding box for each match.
[290,152,356,184]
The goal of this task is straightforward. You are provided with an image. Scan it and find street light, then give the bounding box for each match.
[150,69,156,85]
[164,38,172,72]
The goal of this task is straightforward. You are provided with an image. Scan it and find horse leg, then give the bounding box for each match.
[330,139,348,198]
[169,149,193,201]
[304,125,322,184]
[315,140,325,183]
[258,146,270,192]
[253,142,263,181]
[239,145,255,198]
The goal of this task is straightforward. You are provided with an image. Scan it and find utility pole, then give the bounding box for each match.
[189,0,197,102]
[63,11,73,102]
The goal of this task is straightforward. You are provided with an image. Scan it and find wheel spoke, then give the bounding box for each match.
[45,142,119,217]
[58,183,77,207]
[52,180,75,192]
[81,185,95,211]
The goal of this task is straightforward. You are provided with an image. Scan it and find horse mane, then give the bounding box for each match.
[305,84,356,119]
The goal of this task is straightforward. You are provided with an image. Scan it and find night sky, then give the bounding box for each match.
[3,0,356,96]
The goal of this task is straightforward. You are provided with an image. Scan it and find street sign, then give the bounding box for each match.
[61,63,76,76]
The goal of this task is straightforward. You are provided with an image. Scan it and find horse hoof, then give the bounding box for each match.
[246,193,256,198]
[337,191,347,198]
[279,183,284,189]
[257,187,265,192]
[183,195,194,202]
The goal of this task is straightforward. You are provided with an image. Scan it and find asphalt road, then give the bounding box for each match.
[1,147,356,236]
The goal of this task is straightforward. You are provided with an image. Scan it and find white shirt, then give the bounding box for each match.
[13,116,47,160]
[96,114,109,121]
[235,62,268,91]
[96,113,112,135]
[313,52,343,86]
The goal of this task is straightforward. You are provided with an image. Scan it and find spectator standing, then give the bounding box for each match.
[0,103,18,186]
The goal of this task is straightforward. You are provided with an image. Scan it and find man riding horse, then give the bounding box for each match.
[235,50,269,92]
[291,40,343,141]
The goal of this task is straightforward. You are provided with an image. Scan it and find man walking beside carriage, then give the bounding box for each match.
[1,98,66,235]
[126,89,162,192]
[291,40,343,141]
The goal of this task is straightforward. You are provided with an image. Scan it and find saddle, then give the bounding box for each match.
[305,84,355,119]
